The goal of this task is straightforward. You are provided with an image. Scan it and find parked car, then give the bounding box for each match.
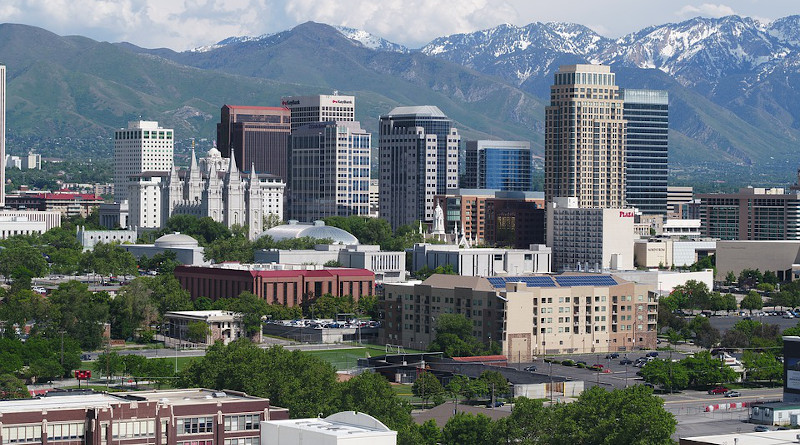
[754,425,770,432]
[606,353,619,359]
[646,351,659,357]
[724,390,741,397]
[576,360,587,366]
[708,386,730,395]
[620,358,633,365]
[486,401,504,408]
[523,365,537,372]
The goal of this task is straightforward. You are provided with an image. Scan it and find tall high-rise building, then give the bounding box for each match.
[379,106,460,229]
[280,94,355,132]
[0,64,6,208]
[463,140,533,191]
[288,121,371,221]
[622,89,669,215]
[216,105,291,180]
[545,64,626,208]
[113,121,173,202]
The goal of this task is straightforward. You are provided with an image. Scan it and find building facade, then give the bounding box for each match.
[0,215,47,239]
[5,191,104,217]
[379,106,460,229]
[281,94,355,132]
[255,244,406,283]
[381,274,657,358]
[698,187,800,240]
[174,264,374,306]
[216,105,291,181]
[77,227,138,250]
[261,412,397,445]
[434,189,545,247]
[716,240,800,282]
[0,389,287,445]
[462,140,533,191]
[410,243,552,276]
[288,121,370,221]
[633,239,716,268]
[164,310,252,346]
[113,121,173,202]
[621,89,669,215]
[545,64,626,209]
[546,197,636,272]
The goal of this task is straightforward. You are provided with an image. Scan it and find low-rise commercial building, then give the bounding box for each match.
[174,264,374,306]
[716,240,800,282]
[410,243,551,276]
[633,239,716,268]
[381,273,657,361]
[76,226,138,250]
[0,215,47,239]
[546,197,636,272]
[433,189,545,247]
[0,210,61,232]
[255,244,406,283]
[262,411,397,445]
[164,310,253,346]
[612,269,714,294]
[698,187,800,240]
[5,190,103,217]
[0,388,287,445]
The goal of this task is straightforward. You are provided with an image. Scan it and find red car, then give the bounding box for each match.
[708,386,729,395]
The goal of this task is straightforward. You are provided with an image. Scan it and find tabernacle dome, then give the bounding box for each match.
[258,220,359,245]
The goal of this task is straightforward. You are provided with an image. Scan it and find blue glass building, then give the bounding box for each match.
[463,140,533,191]
[621,89,669,215]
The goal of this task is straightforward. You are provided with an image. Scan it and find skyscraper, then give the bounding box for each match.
[280,94,355,132]
[113,121,174,202]
[0,65,5,208]
[545,64,626,208]
[463,140,533,191]
[288,121,371,221]
[379,106,460,229]
[621,89,669,215]
[216,105,291,180]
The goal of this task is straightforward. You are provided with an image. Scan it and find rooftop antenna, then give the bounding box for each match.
[333,90,339,96]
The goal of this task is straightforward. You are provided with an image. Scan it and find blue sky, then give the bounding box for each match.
[0,0,798,50]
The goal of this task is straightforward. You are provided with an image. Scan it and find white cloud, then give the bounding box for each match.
[283,0,519,47]
[677,3,737,18]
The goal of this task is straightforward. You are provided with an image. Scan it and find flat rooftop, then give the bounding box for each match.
[124,389,262,405]
[681,430,800,444]
[264,412,394,438]
[0,393,126,414]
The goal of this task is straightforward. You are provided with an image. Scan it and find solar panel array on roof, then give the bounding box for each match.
[487,276,557,288]
[554,276,618,287]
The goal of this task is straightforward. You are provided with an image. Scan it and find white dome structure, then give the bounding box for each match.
[154,233,200,249]
[207,146,222,158]
[259,220,359,245]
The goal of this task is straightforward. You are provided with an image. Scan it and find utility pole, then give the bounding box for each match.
[59,330,65,367]
[549,361,553,404]
[105,339,110,390]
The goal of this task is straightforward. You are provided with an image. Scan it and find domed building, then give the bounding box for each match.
[259,220,359,245]
[121,232,209,266]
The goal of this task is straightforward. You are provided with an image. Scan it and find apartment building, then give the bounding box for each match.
[381,274,657,362]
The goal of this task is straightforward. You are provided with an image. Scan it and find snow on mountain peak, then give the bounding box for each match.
[334,26,409,53]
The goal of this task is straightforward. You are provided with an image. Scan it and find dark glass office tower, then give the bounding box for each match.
[463,140,533,191]
[621,89,669,215]
[216,105,291,180]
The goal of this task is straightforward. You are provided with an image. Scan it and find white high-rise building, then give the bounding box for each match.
[113,121,173,202]
[280,94,355,132]
[0,65,6,208]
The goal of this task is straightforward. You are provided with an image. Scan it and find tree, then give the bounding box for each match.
[46,281,110,350]
[178,341,341,418]
[80,242,137,277]
[323,260,343,267]
[492,397,555,444]
[552,385,676,445]
[0,374,30,399]
[763,270,779,285]
[479,370,509,400]
[640,359,689,391]
[412,372,444,407]
[671,280,712,310]
[339,371,413,431]
[355,294,380,319]
[441,412,495,445]
[739,269,763,288]
[109,279,158,340]
[428,314,489,358]
[740,291,763,314]
[742,350,782,384]
[263,213,283,230]
[94,352,123,378]
[0,241,49,279]
[688,316,720,349]
[724,271,737,286]
[186,321,211,343]
[681,351,738,388]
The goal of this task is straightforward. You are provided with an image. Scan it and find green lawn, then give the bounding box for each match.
[80,356,198,374]
[303,344,425,370]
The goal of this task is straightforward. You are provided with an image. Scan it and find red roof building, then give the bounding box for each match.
[5,190,104,217]
[174,265,375,306]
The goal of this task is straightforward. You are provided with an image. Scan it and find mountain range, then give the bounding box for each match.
[1,16,799,184]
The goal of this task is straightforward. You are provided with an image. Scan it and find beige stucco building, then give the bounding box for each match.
[381,274,657,362]
[716,240,800,282]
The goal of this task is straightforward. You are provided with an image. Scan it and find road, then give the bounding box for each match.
[706,313,799,332]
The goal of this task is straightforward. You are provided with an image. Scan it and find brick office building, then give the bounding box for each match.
[0,388,288,445]
[174,265,375,306]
